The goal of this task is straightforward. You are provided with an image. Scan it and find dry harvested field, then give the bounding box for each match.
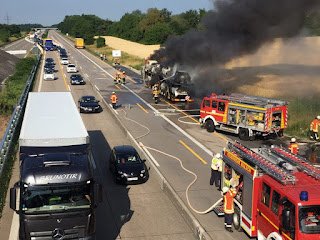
[225,37,320,97]
[99,36,160,59]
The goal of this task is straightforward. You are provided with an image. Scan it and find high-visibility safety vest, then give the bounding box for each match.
[217,159,223,172]
[223,189,237,214]
[110,94,117,103]
[211,156,220,170]
[310,119,319,132]
[121,73,126,78]
[289,143,299,154]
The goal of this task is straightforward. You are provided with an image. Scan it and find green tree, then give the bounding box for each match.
[144,23,170,44]
[96,37,105,48]
[305,12,320,36]
[139,8,164,33]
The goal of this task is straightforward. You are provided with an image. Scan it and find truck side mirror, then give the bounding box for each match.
[10,188,16,211]
[281,208,290,231]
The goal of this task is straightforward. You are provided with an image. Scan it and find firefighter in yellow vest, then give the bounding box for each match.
[288,138,299,154]
[310,116,320,141]
[210,153,222,188]
[121,71,126,84]
[110,92,117,109]
[223,185,238,232]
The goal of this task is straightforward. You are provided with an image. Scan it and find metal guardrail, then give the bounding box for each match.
[0,54,41,175]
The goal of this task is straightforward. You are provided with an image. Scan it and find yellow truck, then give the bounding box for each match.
[75,38,84,49]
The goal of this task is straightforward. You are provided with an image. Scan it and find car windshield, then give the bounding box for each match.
[71,74,82,79]
[68,65,75,67]
[117,153,141,164]
[46,58,53,62]
[21,183,91,214]
[299,205,320,234]
[81,97,96,102]
[45,70,53,74]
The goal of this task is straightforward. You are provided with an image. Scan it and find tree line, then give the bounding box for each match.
[57,8,209,45]
[0,24,20,43]
[57,9,320,46]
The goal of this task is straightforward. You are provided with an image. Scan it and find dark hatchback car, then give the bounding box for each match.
[44,63,55,71]
[78,96,101,113]
[45,57,54,65]
[109,145,148,184]
[70,74,85,85]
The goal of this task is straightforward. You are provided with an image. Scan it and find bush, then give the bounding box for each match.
[41,33,48,39]
[0,57,36,114]
[84,34,95,45]
[96,37,105,48]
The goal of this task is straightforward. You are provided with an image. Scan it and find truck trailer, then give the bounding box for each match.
[10,92,99,240]
[200,93,288,140]
[217,141,320,239]
[44,38,53,51]
[75,38,84,49]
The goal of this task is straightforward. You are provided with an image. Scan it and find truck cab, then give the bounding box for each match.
[11,151,97,240]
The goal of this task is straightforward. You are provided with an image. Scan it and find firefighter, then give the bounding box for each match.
[100,53,103,60]
[288,138,299,154]
[210,153,222,188]
[114,74,119,84]
[110,92,117,109]
[310,116,320,141]
[121,71,126,84]
[223,186,238,232]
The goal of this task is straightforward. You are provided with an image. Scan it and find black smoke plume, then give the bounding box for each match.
[151,0,320,96]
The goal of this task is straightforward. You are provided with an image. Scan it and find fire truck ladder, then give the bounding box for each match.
[270,145,320,180]
[228,142,296,185]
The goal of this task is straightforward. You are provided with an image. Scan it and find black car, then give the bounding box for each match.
[70,74,85,85]
[78,96,101,113]
[60,53,68,59]
[45,58,54,65]
[44,63,55,71]
[109,145,148,184]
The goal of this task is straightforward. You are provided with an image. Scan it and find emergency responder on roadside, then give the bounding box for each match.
[114,74,119,84]
[121,71,126,84]
[310,116,320,141]
[223,186,237,232]
[110,92,117,109]
[210,153,222,188]
[289,138,299,154]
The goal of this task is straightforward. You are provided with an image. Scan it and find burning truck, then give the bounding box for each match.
[141,59,193,102]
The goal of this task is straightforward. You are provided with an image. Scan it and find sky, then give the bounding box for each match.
[1,0,213,26]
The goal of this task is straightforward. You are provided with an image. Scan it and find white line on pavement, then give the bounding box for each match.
[94,85,100,91]
[140,142,160,167]
[8,191,19,240]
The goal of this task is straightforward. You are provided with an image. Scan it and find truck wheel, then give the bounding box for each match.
[239,128,250,141]
[205,120,215,132]
[233,207,242,232]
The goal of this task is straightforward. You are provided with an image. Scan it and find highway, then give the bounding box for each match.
[48,31,251,239]
[1,36,195,240]
[0,32,298,240]
[1,38,35,59]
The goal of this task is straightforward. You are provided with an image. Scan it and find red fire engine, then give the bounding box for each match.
[199,93,288,140]
[216,141,320,240]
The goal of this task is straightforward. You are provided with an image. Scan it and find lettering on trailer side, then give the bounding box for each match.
[40,174,78,181]
[225,150,255,175]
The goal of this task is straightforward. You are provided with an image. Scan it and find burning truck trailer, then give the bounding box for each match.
[141,59,194,103]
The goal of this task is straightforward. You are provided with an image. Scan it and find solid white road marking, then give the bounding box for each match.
[37,51,46,92]
[95,85,100,91]
[140,142,160,167]
[8,191,19,240]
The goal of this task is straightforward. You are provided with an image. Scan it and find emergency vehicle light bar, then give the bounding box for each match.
[228,142,296,185]
[270,145,320,180]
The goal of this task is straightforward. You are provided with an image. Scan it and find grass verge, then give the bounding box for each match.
[285,95,320,139]
[0,56,37,217]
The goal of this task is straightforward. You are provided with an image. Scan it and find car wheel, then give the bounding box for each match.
[205,119,215,132]
[239,128,250,141]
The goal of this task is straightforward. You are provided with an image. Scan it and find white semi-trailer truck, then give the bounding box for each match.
[10,92,99,240]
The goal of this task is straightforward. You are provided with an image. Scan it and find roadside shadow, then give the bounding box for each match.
[88,130,133,240]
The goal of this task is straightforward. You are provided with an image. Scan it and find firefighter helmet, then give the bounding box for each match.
[112,92,115,94]
[317,116,320,120]
[222,187,229,193]
[215,153,221,159]
[291,138,296,143]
